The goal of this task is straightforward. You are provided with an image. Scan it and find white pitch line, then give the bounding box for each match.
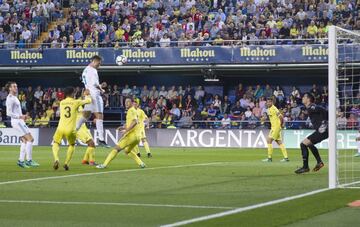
[161,188,331,227]
[0,162,226,186]
[0,200,235,210]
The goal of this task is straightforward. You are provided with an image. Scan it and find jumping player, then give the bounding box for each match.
[76,55,108,147]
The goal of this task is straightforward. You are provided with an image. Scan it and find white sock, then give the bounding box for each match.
[25,141,33,161]
[76,116,87,130]
[19,142,26,162]
[96,119,104,141]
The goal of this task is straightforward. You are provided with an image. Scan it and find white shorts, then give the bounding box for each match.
[83,94,104,113]
[11,119,30,137]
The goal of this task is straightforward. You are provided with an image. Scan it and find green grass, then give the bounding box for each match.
[0,146,358,227]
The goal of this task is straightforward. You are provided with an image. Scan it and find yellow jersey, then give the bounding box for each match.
[125,106,140,135]
[58,96,91,131]
[267,105,281,129]
[137,108,147,130]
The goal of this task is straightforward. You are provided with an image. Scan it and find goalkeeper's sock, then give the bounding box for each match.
[52,143,60,162]
[25,141,33,161]
[64,145,75,165]
[103,149,118,167]
[143,141,151,154]
[267,144,273,159]
[308,144,322,164]
[128,151,144,166]
[279,143,288,159]
[19,141,26,162]
[87,147,95,162]
[96,119,104,141]
[300,143,309,168]
[76,116,87,131]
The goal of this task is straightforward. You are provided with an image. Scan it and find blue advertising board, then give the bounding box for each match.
[0,45,358,66]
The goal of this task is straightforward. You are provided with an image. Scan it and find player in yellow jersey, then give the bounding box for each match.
[133,99,152,158]
[52,87,92,171]
[96,98,145,169]
[76,104,97,166]
[262,97,289,162]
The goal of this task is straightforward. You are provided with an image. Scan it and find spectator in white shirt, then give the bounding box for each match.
[221,113,231,129]
[121,84,132,97]
[21,27,32,42]
[194,86,205,101]
[34,86,43,100]
[159,34,171,47]
[170,103,181,120]
[159,86,168,98]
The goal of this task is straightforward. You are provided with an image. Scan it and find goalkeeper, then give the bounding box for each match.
[295,93,328,174]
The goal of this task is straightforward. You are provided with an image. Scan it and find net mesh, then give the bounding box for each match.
[335,28,360,188]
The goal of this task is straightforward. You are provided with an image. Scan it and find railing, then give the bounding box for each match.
[0,38,338,50]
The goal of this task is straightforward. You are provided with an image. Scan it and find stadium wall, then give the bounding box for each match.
[0,128,356,149]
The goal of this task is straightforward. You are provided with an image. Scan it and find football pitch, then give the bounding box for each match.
[0,146,358,227]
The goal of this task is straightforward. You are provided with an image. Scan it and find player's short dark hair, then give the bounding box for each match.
[304,92,315,103]
[266,97,274,101]
[5,81,16,92]
[64,86,75,97]
[90,55,102,62]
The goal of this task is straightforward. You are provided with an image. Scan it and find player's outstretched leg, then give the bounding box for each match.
[127,150,146,168]
[96,146,120,169]
[295,142,310,174]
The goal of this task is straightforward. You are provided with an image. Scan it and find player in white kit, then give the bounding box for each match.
[76,55,108,147]
[5,82,40,168]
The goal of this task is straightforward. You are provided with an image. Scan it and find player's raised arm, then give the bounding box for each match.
[76,89,92,107]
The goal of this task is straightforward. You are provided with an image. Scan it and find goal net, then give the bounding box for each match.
[328,26,360,189]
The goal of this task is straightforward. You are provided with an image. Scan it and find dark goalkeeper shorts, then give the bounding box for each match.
[307,130,329,145]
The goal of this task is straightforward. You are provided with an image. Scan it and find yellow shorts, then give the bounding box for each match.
[269,127,282,141]
[53,128,77,145]
[76,124,93,143]
[117,132,140,153]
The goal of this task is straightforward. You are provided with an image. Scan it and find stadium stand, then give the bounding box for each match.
[1,0,359,48]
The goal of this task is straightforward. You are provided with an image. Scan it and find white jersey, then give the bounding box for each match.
[81,65,100,96]
[6,94,22,119]
[6,93,30,136]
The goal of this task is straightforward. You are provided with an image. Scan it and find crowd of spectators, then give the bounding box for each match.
[0,0,62,48]
[40,0,360,48]
[2,0,359,49]
[0,82,359,129]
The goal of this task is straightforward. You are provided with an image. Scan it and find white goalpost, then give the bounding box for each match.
[328,26,360,189]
